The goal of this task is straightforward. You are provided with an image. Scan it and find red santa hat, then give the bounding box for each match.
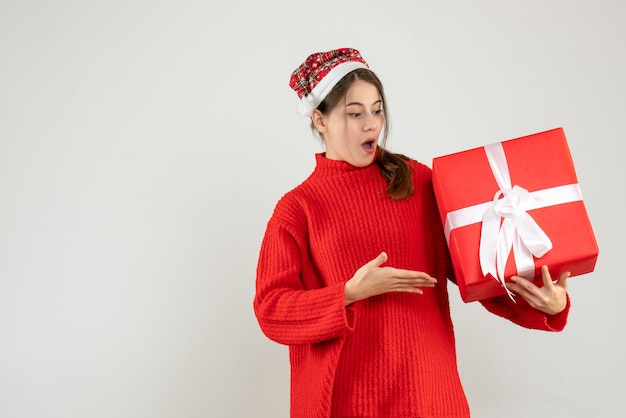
[289,48,369,118]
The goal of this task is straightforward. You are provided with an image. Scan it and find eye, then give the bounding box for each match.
[373,109,383,115]
[347,113,362,118]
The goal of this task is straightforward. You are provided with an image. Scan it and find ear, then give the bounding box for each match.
[311,109,328,133]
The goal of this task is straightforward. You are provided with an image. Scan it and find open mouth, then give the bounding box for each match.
[362,139,376,152]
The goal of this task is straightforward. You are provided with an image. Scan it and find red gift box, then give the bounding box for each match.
[432,127,599,302]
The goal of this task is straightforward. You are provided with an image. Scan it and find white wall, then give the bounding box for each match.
[1,1,624,417]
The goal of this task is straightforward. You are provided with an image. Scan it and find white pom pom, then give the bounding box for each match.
[296,95,316,118]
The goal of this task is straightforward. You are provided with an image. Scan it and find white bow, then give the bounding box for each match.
[480,143,553,297]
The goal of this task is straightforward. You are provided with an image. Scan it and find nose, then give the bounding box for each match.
[363,113,378,132]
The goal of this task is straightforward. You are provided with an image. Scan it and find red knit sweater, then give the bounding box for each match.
[254,153,569,418]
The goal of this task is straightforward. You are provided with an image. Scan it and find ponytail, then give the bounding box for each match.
[375,147,414,200]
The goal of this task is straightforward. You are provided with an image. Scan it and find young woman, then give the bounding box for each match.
[253,48,570,418]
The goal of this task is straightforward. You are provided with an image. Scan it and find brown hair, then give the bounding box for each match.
[313,68,414,200]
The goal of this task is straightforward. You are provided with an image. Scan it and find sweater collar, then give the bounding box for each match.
[312,152,378,177]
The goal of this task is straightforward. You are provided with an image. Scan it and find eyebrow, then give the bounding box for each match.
[345,99,383,107]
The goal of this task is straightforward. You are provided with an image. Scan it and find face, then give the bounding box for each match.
[312,79,383,167]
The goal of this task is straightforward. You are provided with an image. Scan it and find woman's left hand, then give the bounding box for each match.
[506,265,570,315]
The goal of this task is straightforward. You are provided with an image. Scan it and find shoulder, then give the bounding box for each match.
[406,158,432,174]
[267,176,315,229]
[404,157,433,185]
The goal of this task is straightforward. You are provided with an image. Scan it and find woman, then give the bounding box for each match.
[253,48,569,418]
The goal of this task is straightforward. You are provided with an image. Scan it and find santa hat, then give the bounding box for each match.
[289,48,369,118]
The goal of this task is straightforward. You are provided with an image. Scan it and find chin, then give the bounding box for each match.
[352,155,376,167]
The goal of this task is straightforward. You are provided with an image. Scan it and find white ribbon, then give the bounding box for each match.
[443,142,583,299]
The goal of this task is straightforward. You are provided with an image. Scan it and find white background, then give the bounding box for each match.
[1,1,624,417]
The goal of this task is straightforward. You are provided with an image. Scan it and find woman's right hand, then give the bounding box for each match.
[344,252,438,306]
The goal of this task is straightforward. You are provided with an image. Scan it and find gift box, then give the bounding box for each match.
[432,127,599,302]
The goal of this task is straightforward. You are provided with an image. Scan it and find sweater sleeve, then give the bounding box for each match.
[444,248,570,331]
[444,249,570,331]
[478,292,570,332]
[253,212,355,346]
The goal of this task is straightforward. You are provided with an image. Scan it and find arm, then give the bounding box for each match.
[253,216,353,346]
[479,266,571,332]
[254,216,439,344]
